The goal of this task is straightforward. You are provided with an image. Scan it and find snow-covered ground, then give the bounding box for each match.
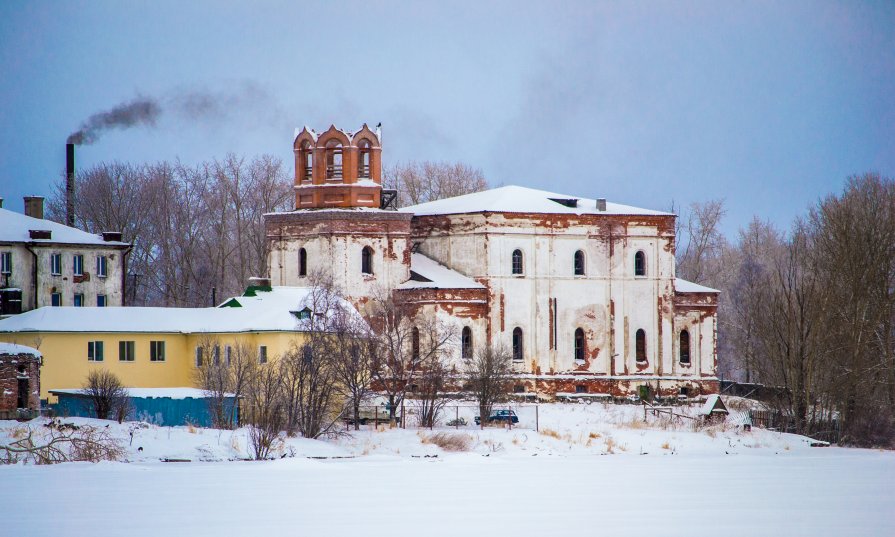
[1,401,893,536]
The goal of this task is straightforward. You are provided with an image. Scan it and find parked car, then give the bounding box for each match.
[474,409,519,425]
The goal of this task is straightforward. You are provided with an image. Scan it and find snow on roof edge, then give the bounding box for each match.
[675,278,720,294]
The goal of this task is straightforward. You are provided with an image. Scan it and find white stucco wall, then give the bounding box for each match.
[0,243,125,311]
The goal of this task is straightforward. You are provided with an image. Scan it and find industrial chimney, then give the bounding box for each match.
[66,143,75,227]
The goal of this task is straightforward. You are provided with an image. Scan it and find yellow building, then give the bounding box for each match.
[0,286,341,402]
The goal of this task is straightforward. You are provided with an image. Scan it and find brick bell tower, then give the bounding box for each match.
[293,124,384,209]
[266,124,411,307]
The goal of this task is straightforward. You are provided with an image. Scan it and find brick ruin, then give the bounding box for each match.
[0,345,41,419]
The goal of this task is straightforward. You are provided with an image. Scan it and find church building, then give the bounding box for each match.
[265,125,719,398]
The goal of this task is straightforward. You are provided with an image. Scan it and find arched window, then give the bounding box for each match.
[635,329,647,362]
[361,246,373,275]
[411,327,420,363]
[461,326,473,360]
[512,327,523,362]
[298,248,307,277]
[299,141,313,181]
[325,139,343,179]
[574,250,585,276]
[574,328,585,361]
[679,330,691,364]
[512,249,524,275]
[634,251,646,276]
[357,139,371,179]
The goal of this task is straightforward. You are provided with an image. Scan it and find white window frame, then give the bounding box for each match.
[0,251,11,275]
[96,255,107,278]
[50,253,61,276]
[51,292,61,307]
[73,254,84,276]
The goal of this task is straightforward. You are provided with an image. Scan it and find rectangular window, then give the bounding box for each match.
[213,345,220,366]
[88,341,104,362]
[97,294,107,307]
[73,293,84,307]
[225,345,232,366]
[118,341,135,362]
[195,347,204,367]
[150,341,165,362]
[0,252,11,275]
[259,345,268,364]
[96,256,107,278]
[73,254,84,276]
[50,253,61,275]
[51,292,61,306]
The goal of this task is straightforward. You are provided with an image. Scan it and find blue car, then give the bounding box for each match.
[474,409,519,425]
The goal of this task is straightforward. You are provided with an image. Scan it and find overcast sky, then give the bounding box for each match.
[1,0,892,237]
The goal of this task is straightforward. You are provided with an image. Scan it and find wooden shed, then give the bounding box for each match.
[699,394,729,423]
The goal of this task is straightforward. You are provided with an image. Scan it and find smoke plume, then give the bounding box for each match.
[67,84,278,145]
[67,97,161,145]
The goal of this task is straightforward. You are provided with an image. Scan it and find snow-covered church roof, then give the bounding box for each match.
[400,185,671,217]
[0,208,129,246]
[397,253,485,290]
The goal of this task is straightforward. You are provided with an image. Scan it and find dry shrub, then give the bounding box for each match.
[588,431,601,439]
[604,436,618,454]
[661,441,671,450]
[69,427,127,462]
[616,417,649,430]
[422,432,472,452]
[540,428,562,439]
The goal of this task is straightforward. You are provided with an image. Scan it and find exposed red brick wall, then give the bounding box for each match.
[0,353,41,413]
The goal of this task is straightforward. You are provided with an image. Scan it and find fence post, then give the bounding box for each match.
[401,401,405,429]
[455,406,459,430]
[375,405,378,430]
[535,404,539,432]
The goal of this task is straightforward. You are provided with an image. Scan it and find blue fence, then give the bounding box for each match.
[51,392,238,428]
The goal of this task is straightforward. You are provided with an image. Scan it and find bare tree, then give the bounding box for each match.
[383,161,487,206]
[279,273,350,437]
[719,173,895,446]
[414,353,451,428]
[243,361,284,460]
[81,370,129,421]
[47,154,292,306]
[280,341,341,439]
[329,302,376,431]
[676,199,727,285]
[366,289,456,423]
[193,337,255,429]
[464,343,514,428]
[807,173,895,445]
